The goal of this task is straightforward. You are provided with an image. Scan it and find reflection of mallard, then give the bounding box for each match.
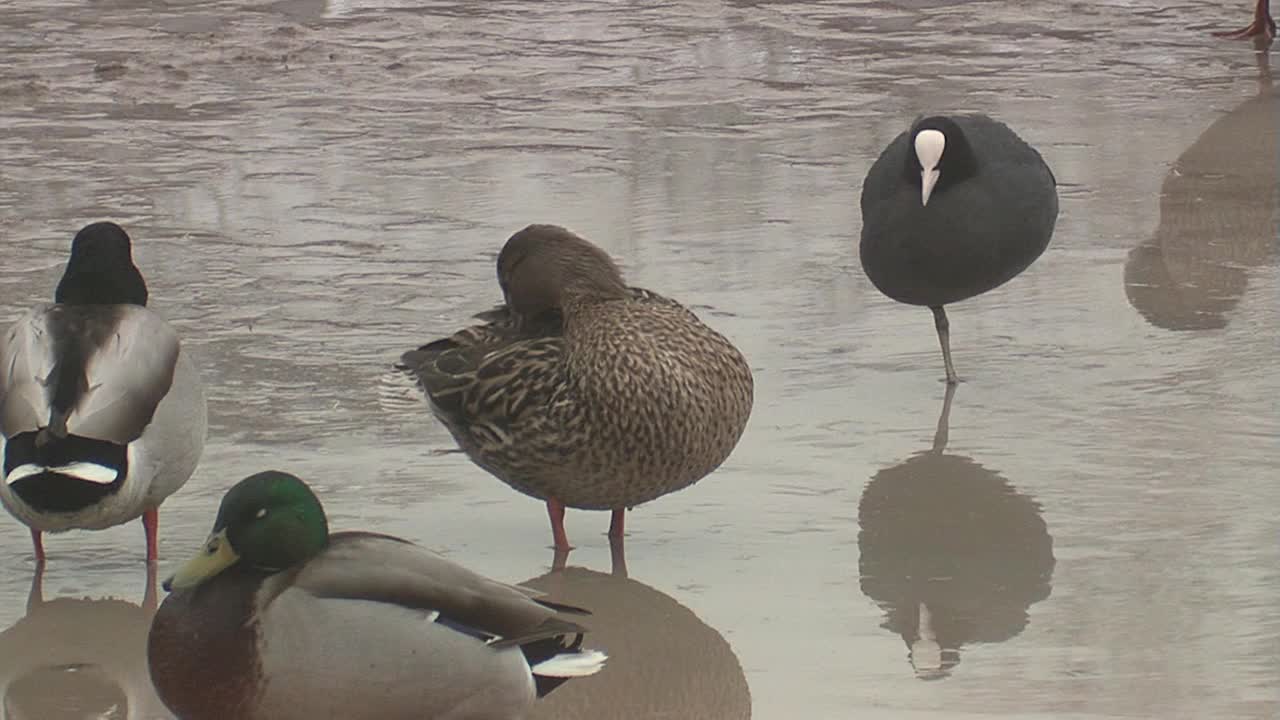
[1125,59,1277,331]
[0,576,169,719]
[522,561,752,719]
[858,387,1054,679]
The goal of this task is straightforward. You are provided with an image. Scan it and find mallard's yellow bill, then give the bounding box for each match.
[164,529,240,591]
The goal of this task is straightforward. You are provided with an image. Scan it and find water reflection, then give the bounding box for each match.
[858,386,1055,680]
[1125,54,1278,331]
[522,544,751,720]
[0,570,169,720]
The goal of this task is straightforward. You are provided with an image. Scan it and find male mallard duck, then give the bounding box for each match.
[0,222,206,564]
[395,224,754,550]
[147,470,607,720]
[859,114,1058,384]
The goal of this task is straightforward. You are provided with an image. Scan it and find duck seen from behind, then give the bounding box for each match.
[0,222,206,564]
[147,470,607,720]
[859,115,1059,384]
[396,224,754,551]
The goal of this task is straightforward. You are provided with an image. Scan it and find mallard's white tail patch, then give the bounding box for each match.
[5,464,43,485]
[5,461,117,485]
[531,650,607,678]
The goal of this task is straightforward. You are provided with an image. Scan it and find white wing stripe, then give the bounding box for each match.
[4,461,118,485]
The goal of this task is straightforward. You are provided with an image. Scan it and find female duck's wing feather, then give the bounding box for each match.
[274,532,591,647]
[0,304,179,445]
[396,312,565,435]
[394,286,683,431]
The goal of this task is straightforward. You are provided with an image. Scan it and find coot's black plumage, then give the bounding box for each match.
[859,114,1058,384]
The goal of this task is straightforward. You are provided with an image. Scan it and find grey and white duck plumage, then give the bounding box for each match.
[0,222,206,564]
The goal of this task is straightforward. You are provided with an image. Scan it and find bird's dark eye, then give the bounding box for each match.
[254,508,268,520]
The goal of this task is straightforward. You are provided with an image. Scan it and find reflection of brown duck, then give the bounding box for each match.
[521,546,752,719]
[1124,56,1278,331]
[0,569,169,719]
[858,386,1054,679]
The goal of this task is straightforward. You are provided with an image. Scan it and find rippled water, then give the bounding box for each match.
[0,1,1277,718]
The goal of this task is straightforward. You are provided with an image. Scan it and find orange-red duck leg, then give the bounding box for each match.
[546,498,572,551]
[143,508,160,564]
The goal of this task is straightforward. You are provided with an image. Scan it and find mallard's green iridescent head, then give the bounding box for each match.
[164,471,329,591]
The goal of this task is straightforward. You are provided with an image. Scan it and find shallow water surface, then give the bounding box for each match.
[0,1,1277,718]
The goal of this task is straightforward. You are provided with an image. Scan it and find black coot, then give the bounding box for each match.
[860,114,1058,384]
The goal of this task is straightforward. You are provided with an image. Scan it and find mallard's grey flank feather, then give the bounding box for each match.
[276,531,594,647]
[1,304,180,446]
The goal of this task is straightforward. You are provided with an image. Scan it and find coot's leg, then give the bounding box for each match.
[932,382,957,453]
[931,305,960,385]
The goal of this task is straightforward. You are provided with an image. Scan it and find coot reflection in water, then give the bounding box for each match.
[1124,54,1278,331]
[522,544,751,720]
[858,385,1055,679]
[0,568,169,719]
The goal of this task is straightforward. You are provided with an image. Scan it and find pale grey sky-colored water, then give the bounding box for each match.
[0,1,1277,719]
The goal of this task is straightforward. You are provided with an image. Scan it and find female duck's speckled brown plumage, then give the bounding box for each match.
[397,224,754,549]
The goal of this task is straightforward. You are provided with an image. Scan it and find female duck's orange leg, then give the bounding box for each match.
[546,499,572,551]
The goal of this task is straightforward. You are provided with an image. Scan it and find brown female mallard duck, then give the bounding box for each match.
[395,224,754,550]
